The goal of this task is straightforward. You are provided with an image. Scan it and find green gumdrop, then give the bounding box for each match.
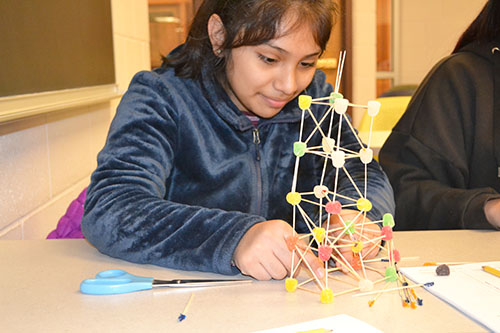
[293,141,306,157]
[385,267,398,282]
[383,213,395,227]
[345,222,355,235]
[329,92,343,104]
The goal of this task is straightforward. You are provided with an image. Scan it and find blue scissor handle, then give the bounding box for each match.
[80,269,154,295]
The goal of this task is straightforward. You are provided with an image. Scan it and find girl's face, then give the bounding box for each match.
[224,20,322,118]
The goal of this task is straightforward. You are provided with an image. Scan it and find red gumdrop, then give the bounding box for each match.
[392,249,401,262]
[285,234,299,252]
[319,245,333,261]
[381,226,393,240]
[325,201,342,214]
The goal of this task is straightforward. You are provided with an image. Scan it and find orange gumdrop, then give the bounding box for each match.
[368,300,375,307]
[351,253,362,270]
[285,234,299,252]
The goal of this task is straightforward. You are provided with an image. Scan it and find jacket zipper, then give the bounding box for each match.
[252,127,263,215]
[253,128,261,161]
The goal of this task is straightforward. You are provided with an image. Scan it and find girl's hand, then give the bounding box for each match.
[484,198,500,229]
[324,209,381,273]
[233,220,324,280]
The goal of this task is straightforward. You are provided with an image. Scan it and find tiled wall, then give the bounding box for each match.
[0,0,150,240]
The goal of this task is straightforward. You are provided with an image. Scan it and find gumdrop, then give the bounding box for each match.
[320,288,334,304]
[351,241,363,253]
[285,234,299,252]
[285,278,298,292]
[351,253,362,270]
[318,245,333,261]
[356,198,372,212]
[359,148,373,164]
[367,100,381,116]
[331,150,345,168]
[298,95,312,110]
[329,92,343,104]
[382,213,395,227]
[358,279,374,292]
[392,249,401,262]
[436,264,450,276]
[313,185,329,199]
[293,141,307,157]
[334,98,349,115]
[313,227,326,243]
[381,226,393,240]
[344,221,355,235]
[385,267,398,282]
[325,201,342,214]
[286,192,301,206]
[322,137,336,153]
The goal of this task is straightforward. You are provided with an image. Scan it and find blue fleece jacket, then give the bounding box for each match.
[82,65,395,275]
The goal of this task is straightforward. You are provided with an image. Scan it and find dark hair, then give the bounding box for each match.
[453,0,500,53]
[165,0,338,79]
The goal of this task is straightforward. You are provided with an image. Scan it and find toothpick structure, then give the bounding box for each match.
[284,52,424,307]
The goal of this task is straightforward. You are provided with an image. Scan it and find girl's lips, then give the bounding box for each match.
[264,96,289,109]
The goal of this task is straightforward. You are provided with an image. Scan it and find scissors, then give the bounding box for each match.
[80,269,252,295]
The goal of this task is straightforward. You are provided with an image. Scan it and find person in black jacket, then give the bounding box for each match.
[379,0,500,230]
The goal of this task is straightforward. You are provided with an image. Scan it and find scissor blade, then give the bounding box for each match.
[152,278,253,288]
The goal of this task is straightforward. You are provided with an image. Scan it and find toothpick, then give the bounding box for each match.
[353,282,434,297]
[178,293,194,322]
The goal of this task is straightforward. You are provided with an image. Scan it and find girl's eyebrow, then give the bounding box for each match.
[263,42,321,58]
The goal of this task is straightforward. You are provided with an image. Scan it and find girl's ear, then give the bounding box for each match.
[207,14,226,56]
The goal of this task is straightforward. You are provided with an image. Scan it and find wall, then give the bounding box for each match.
[0,0,150,240]
[351,0,377,127]
[349,0,486,127]
[397,0,486,86]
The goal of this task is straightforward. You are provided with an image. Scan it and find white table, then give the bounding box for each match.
[1,230,499,332]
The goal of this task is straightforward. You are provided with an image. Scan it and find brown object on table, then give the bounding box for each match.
[436,264,450,276]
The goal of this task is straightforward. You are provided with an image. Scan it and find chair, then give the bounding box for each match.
[358,96,411,133]
[357,96,411,160]
[378,84,418,98]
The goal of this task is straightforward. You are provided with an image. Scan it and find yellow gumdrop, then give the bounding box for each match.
[320,288,334,304]
[312,227,326,243]
[298,95,312,110]
[286,192,301,206]
[356,198,372,212]
[351,241,363,253]
[285,278,298,292]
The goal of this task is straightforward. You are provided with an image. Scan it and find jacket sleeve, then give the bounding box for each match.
[379,56,499,230]
[81,71,265,275]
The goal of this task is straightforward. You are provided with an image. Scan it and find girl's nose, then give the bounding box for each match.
[274,67,297,96]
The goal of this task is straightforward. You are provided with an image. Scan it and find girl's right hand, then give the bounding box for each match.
[233,220,325,280]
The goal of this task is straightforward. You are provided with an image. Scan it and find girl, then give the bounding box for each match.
[82,0,395,280]
[379,0,500,230]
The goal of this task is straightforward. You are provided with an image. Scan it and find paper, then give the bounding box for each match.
[253,314,382,333]
[400,261,500,332]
